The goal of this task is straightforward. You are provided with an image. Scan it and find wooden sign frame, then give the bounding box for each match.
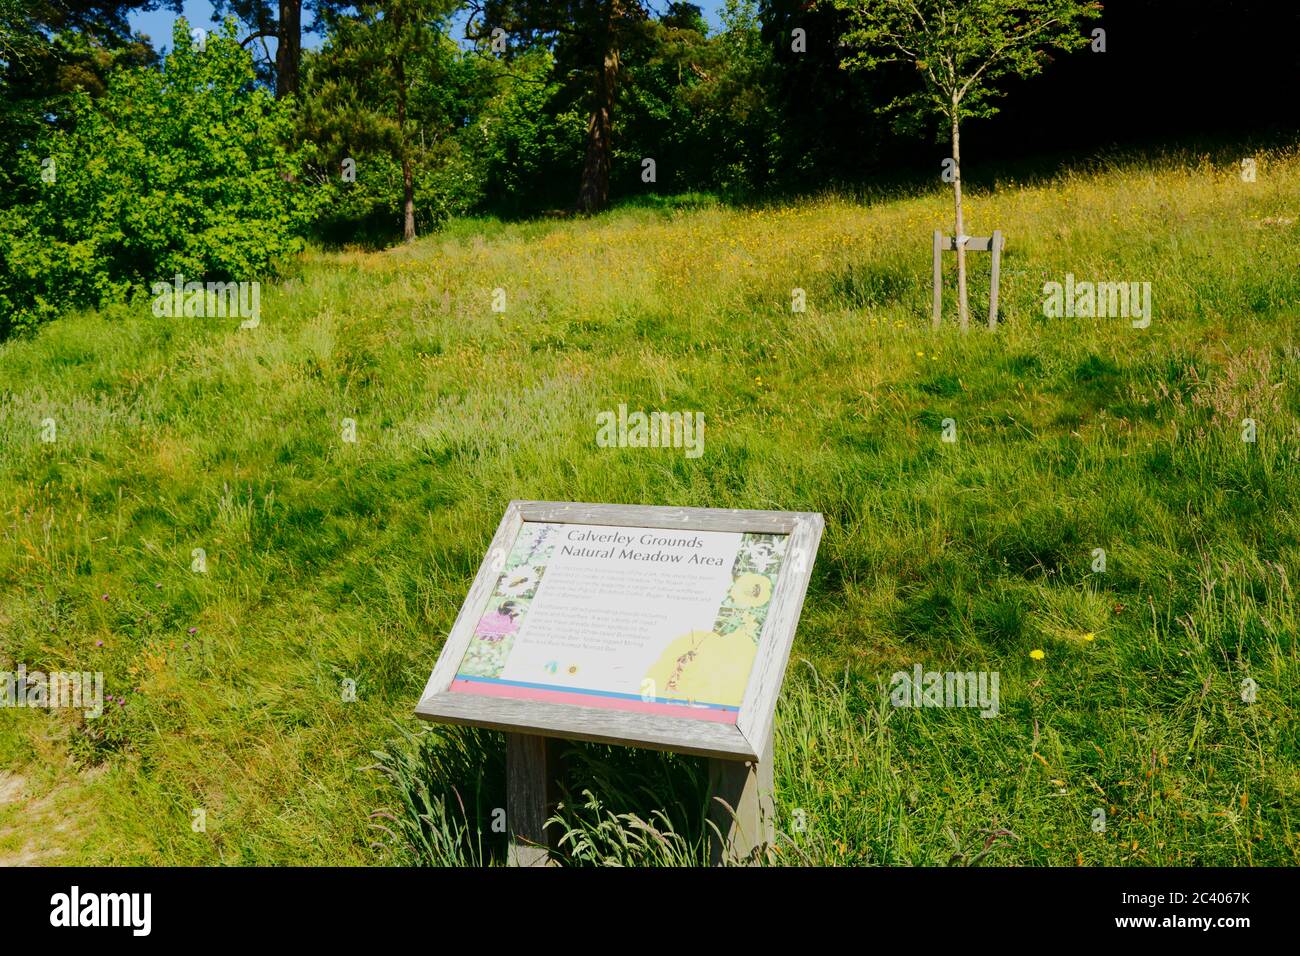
[416,501,824,763]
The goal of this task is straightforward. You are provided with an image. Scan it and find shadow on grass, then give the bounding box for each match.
[305,132,1298,256]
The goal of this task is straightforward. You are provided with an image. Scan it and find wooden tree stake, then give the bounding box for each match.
[932,231,1005,330]
[932,229,944,329]
[987,229,1004,329]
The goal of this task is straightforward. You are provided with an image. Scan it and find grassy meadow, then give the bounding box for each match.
[2,145,1299,865]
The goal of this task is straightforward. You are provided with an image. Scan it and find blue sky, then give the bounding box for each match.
[129,1,733,53]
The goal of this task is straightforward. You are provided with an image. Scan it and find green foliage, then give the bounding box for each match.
[312,140,486,246]
[607,9,705,192]
[830,0,1100,130]
[0,0,162,100]
[0,0,45,82]
[462,1,782,212]
[301,2,494,242]
[673,0,783,193]
[468,50,588,215]
[0,18,313,338]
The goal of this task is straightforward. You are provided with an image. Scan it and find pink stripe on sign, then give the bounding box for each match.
[450,679,739,724]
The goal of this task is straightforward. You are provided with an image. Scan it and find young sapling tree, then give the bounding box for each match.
[830,0,1099,329]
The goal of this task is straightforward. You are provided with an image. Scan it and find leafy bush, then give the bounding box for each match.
[0,19,314,338]
[468,50,587,216]
[308,137,485,248]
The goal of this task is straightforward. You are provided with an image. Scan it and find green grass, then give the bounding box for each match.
[2,144,1299,865]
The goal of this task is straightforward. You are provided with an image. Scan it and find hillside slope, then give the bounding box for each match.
[2,149,1299,864]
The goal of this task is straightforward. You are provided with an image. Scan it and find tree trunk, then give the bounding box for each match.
[577,5,619,215]
[950,104,969,331]
[275,0,301,99]
[401,154,416,242]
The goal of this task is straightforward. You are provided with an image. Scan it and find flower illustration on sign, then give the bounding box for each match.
[646,628,757,707]
[475,607,519,643]
[730,572,772,608]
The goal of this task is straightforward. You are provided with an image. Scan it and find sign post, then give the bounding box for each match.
[505,732,560,867]
[416,501,823,866]
[707,725,775,864]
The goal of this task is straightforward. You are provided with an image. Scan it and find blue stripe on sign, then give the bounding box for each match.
[453,674,740,711]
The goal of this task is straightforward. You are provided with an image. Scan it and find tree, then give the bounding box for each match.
[466,48,585,215]
[624,1,778,196]
[276,0,302,96]
[760,0,893,190]
[1,1,166,102]
[469,0,650,214]
[307,0,464,241]
[830,0,1098,329]
[2,2,165,223]
[613,3,711,193]
[212,0,306,98]
[1,19,312,336]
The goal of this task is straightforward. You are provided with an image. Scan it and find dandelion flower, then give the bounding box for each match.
[1029,649,1046,660]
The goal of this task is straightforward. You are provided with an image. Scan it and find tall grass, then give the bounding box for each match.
[2,144,1298,864]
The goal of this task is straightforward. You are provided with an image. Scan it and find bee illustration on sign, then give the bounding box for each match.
[475,601,522,643]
